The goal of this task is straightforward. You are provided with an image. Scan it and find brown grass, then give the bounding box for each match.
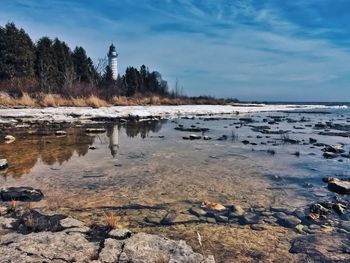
[104,212,121,229]
[24,214,36,229]
[9,200,18,209]
[0,92,232,108]
[85,95,109,108]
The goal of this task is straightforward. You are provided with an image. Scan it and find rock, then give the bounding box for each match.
[189,207,207,217]
[323,144,345,154]
[241,140,250,145]
[0,217,17,231]
[270,206,294,214]
[328,178,350,194]
[162,213,199,225]
[0,211,214,263]
[309,138,317,144]
[55,130,66,136]
[339,221,350,232]
[145,216,163,225]
[60,217,86,229]
[0,187,43,202]
[275,212,301,228]
[201,201,226,211]
[323,152,338,159]
[85,128,106,133]
[0,231,98,262]
[289,233,350,261]
[231,204,245,216]
[203,135,212,140]
[189,134,201,140]
[109,229,132,239]
[215,215,229,223]
[333,203,347,215]
[0,206,7,216]
[310,203,330,215]
[241,213,262,225]
[98,238,123,263]
[203,217,216,224]
[217,135,228,141]
[0,159,8,170]
[4,135,15,143]
[116,232,215,263]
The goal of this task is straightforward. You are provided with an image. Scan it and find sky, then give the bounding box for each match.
[1,0,350,102]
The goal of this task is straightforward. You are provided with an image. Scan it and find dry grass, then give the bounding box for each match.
[0,92,36,107]
[9,200,18,209]
[104,212,121,229]
[0,91,229,108]
[24,214,36,229]
[85,95,109,108]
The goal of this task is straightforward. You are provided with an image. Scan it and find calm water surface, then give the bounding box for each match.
[1,109,350,262]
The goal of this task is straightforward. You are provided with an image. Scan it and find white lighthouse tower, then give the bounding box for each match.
[107,43,118,80]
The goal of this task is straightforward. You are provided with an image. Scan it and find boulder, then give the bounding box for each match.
[328,178,350,194]
[0,187,43,202]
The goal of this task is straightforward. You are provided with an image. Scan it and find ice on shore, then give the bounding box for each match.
[0,104,346,123]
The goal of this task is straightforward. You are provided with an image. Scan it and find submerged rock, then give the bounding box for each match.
[275,212,301,228]
[189,207,207,217]
[0,187,43,202]
[0,159,8,170]
[290,234,350,261]
[327,178,350,194]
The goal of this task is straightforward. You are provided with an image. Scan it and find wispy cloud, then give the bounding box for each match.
[1,0,350,101]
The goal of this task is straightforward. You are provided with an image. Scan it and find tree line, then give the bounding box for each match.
[0,22,169,98]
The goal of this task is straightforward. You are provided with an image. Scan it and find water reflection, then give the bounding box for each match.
[107,125,119,158]
[0,120,166,178]
[124,119,167,138]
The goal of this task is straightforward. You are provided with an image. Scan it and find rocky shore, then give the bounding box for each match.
[0,205,214,263]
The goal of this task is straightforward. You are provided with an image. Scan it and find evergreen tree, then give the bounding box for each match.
[52,38,74,92]
[35,37,56,92]
[72,47,97,84]
[0,23,35,80]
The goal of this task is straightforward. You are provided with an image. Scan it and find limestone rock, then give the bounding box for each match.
[0,187,43,202]
[0,231,98,262]
[109,228,132,239]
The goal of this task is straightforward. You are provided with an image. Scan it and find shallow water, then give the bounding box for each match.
[1,109,350,262]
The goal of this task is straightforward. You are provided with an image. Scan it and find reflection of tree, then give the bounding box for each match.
[124,120,167,139]
[0,128,95,178]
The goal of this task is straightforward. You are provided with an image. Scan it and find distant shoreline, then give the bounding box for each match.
[0,104,345,125]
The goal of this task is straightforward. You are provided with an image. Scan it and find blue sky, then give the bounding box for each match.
[1,0,350,101]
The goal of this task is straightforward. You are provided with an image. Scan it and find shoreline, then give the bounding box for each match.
[0,104,346,124]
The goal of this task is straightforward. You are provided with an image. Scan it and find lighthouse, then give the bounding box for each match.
[107,43,118,80]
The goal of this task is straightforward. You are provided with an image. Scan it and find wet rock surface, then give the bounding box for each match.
[0,187,43,202]
[0,209,214,263]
